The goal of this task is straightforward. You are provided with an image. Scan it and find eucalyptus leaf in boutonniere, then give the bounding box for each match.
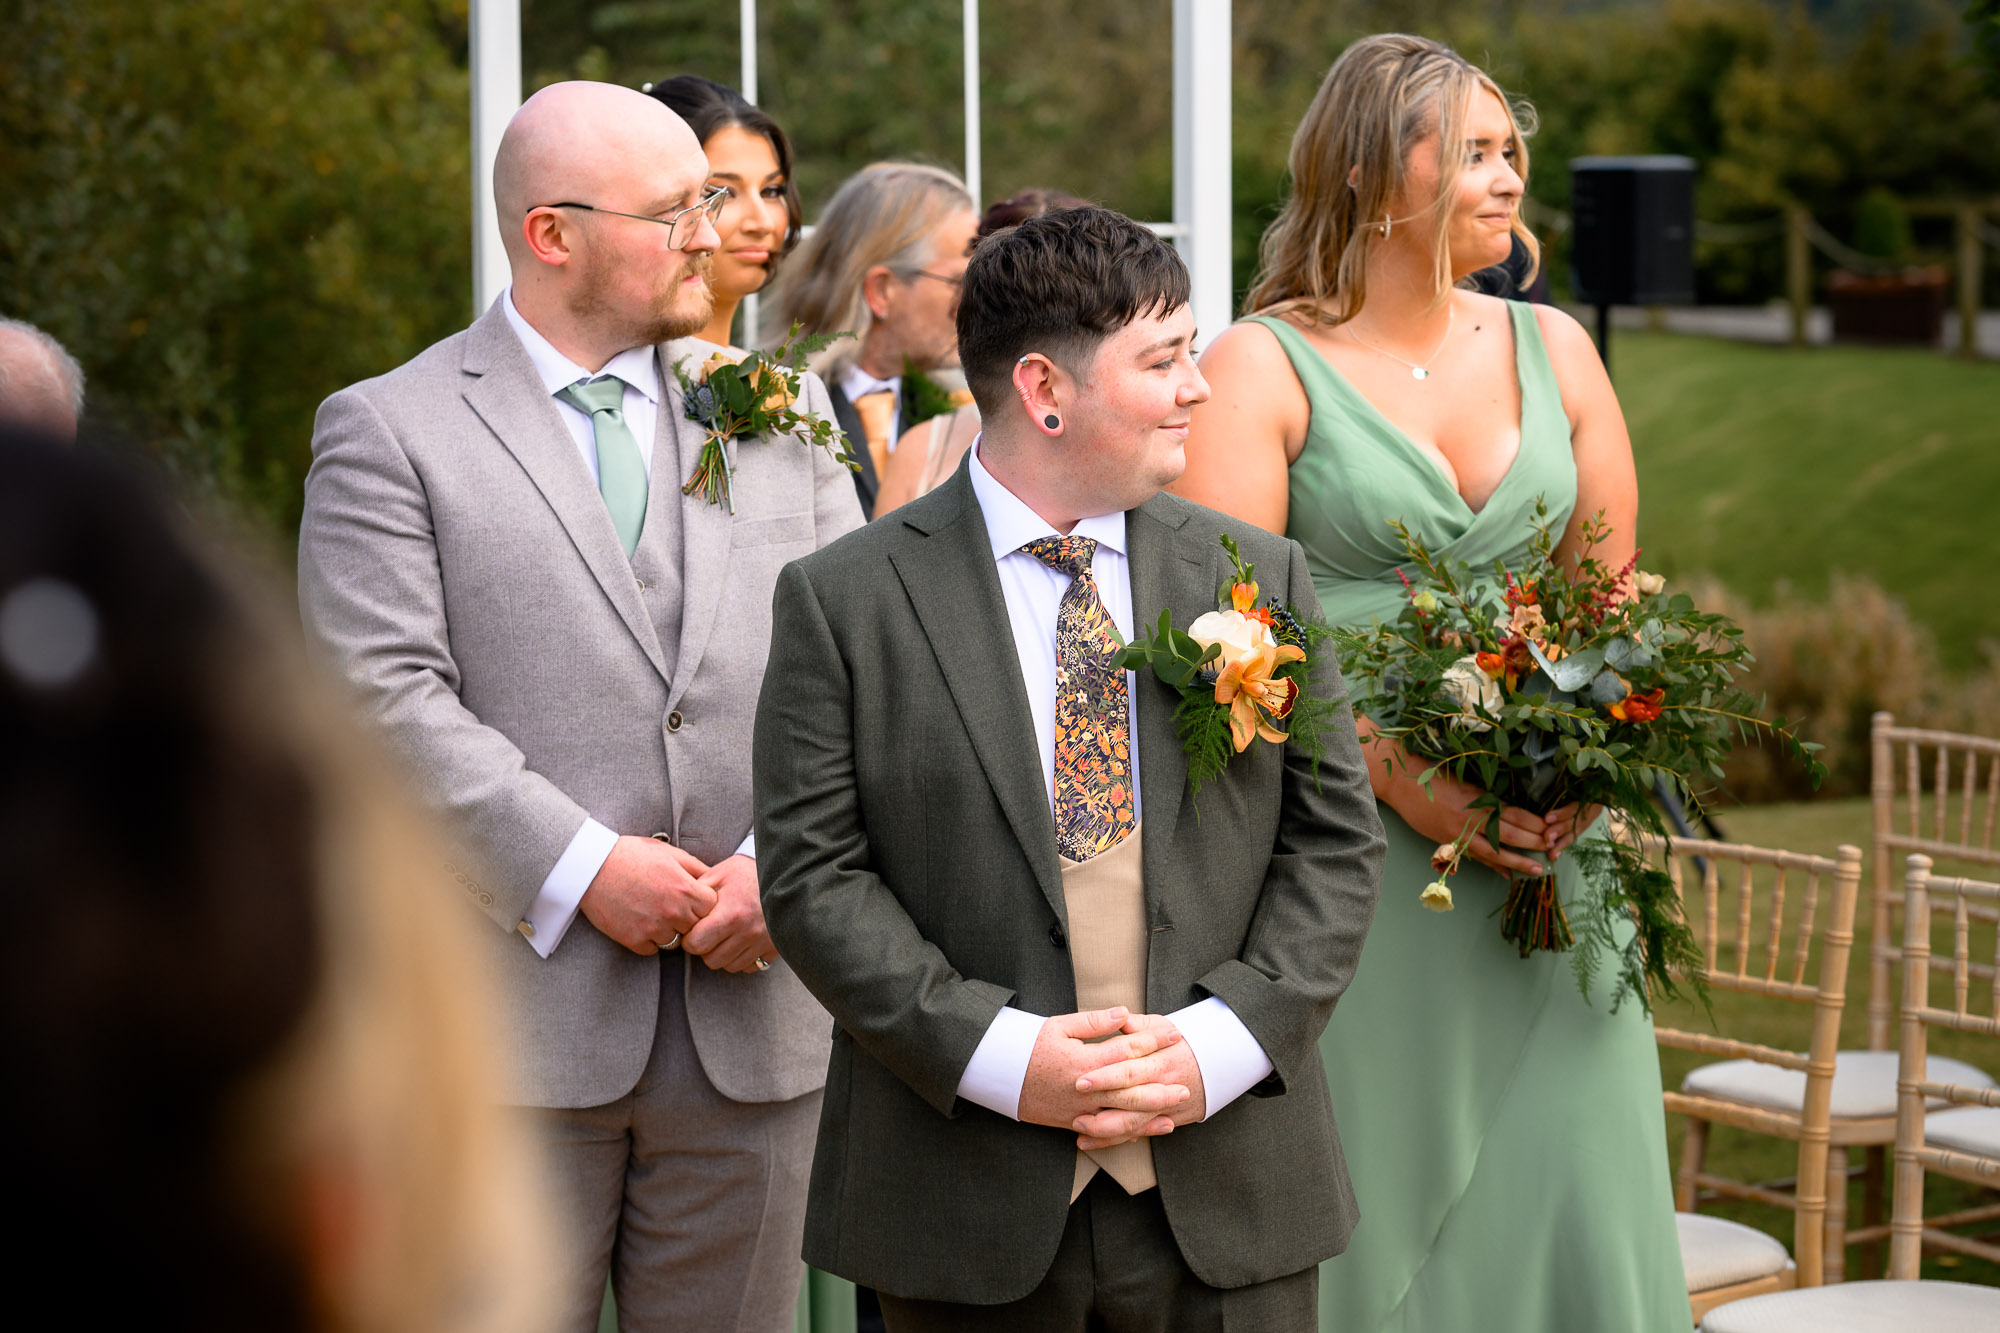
[674,323,858,511]
[900,359,976,426]
[1115,534,1339,804]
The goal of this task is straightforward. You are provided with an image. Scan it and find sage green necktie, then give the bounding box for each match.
[556,375,648,557]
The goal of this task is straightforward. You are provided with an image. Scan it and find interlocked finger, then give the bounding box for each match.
[1074,1105,1179,1141]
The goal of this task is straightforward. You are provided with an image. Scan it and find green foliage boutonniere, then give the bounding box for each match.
[675,324,857,511]
[901,360,976,426]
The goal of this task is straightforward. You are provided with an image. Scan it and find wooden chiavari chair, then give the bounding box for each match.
[1694,854,2000,1331]
[1844,714,2000,1268]
[1652,838,1860,1321]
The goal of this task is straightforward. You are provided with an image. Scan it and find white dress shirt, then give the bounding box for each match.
[500,291,754,958]
[953,442,1275,1124]
[838,363,902,450]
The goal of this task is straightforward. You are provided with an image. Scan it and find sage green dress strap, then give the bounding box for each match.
[1249,303,1686,1333]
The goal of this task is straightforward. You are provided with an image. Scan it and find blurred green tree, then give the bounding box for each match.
[0,0,472,533]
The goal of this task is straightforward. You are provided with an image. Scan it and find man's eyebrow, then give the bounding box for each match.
[1137,333,1189,356]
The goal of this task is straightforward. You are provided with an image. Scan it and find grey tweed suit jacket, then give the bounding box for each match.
[299,300,864,1109]
[754,463,1387,1301]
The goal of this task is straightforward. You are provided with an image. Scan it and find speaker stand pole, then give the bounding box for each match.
[1594,301,1611,373]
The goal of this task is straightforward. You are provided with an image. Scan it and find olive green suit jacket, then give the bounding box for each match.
[753,462,1386,1303]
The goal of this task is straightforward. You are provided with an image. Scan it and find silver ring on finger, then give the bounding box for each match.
[664,932,682,951]
[754,956,770,972]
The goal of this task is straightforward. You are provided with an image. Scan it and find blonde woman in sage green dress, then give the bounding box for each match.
[1174,35,1685,1332]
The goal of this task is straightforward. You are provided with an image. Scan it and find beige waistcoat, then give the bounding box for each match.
[1060,823,1155,1202]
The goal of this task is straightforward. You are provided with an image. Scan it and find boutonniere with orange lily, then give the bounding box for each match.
[673,323,857,511]
[1334,501,1827,1014]
[1116,534,1338,802]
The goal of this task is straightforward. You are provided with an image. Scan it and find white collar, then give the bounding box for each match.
[502,287,660,405]
[968,438,1128,562]
[840,363,901,403]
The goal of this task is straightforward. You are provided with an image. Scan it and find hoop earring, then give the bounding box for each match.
[1379,214,1393,239]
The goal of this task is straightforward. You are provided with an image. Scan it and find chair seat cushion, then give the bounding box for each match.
[1682,1050,1995,1119]
[1697,1279,2000,1332]
[1925,1104,2000,1158]
[1677,1212,1793,1292]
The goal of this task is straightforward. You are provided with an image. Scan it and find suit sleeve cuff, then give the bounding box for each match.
[954,1005,1044,1120]
[521,817,618,958]
[1169,995,1274,1120]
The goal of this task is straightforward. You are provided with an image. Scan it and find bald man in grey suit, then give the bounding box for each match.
[298,82,863,1332]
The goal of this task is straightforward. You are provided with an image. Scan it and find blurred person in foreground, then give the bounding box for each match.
[297,81,862,1332]
[761,161,978,518]
[754,206,1385,1330]
[0,427,550,1332]
[643,75,803,351]
[1174,34,1676,1332]
[0,315,85,438]
[873,187,1090,516]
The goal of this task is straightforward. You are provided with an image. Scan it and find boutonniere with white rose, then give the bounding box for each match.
[1115,534,1339,801]
[673,323,857,511]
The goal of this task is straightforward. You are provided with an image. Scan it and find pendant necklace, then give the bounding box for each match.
[1346,307,1456,381]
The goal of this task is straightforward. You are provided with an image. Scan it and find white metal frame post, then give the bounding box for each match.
[471,0,522,315]
[739,0,761,342]
[963,0,982,203]
[1172,0,1232,341]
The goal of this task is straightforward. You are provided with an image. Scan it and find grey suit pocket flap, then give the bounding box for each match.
[730,512,815,548]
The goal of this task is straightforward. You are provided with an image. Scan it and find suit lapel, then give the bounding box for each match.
[827,382,880,513]
[660,341,731,711]
[460,306,671,686]
[1125,495,1214,884]
[890,472,1068,925]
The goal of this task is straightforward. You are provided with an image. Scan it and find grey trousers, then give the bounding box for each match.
[524,968,822,1333]
[877,1173,1318,1333]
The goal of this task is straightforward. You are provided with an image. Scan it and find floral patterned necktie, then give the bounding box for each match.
[1021,536,1134,861]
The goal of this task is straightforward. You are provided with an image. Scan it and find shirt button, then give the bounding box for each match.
[667,711,683,732]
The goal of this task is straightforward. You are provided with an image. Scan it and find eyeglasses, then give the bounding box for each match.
[905,269,964,290]
[531,185,728,250]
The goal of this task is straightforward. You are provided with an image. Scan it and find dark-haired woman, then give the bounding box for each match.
[644,76,802,350]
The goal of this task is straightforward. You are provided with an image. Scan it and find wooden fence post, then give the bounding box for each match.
[1787,204,1811,348]
[1957,204,1983,361]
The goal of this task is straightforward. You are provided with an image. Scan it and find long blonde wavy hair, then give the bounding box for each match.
[1246,33,1538,325]
[760,161,974,375]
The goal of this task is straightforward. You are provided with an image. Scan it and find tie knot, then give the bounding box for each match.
[1021,535,1098,581]
[558,375,627,416]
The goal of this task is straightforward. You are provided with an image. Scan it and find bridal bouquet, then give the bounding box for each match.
[675,324,857,510]
[1334,504,1825,1013]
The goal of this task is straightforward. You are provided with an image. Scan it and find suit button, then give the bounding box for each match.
[667,711,683,732]
[1049,924,1066,949]
[478,892,494,906]
[636,576,649,590]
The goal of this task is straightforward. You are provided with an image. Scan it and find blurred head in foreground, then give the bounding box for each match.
[0,316,85,438]
[0,427,551,1331]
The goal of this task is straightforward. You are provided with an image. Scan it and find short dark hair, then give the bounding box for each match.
[957,206,1190,416]
[643,75,804,259]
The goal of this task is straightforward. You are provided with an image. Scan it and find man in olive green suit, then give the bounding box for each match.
[754,208,1386,1330]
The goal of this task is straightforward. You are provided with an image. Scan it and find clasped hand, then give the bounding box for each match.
[1017,1007,1207,1151]
[578,835,775,974]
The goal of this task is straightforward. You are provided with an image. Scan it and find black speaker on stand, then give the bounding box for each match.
[1568,155,1697,372]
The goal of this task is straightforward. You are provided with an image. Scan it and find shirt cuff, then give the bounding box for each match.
[521,817,618,958]
[954,1005,1044,1120]
[1169,996,1274,1121]
[734,831,756,860]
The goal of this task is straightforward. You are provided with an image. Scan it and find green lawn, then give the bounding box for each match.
[1611,333,2000,671]
[1661,795,2000,1287]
